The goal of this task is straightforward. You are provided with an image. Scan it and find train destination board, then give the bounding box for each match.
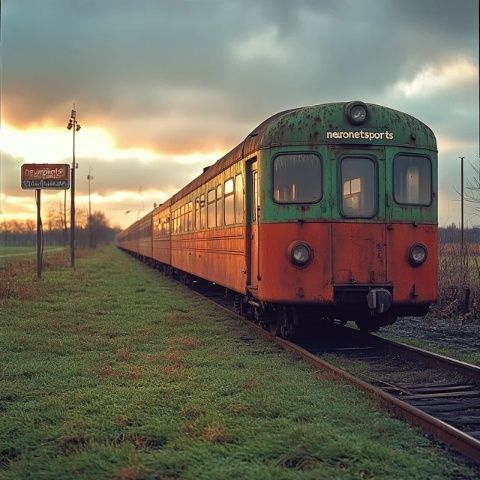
[21,163,70,190]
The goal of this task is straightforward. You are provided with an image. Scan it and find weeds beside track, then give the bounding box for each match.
[1,246,479,479]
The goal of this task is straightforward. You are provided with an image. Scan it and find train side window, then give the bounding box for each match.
[207,189,216,228]
[195,197,200,230]
[200,194,206,229]
[224,178,234,225]
[394,155,431,205]
[341,157,376,217]
[216,184,222,227]
[273,153,322,203]
[235,173,244,223]
[188,201,193,231]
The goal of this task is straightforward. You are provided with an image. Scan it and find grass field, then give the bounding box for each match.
[0,247,478,479]
[0,246,66,267]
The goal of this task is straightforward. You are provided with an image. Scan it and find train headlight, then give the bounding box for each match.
[289,242,312,267]
[409,243,427,266]
[345,101,368,125]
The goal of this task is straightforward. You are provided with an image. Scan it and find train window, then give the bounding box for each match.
[207,189,216,227]
[394,155,431,206]
[273,153,322,203]
[235,174,244,223]
[188,202,193,231]
[216,185,223,227]
[200,194,206,229]
[195,197,200,230]
[224,179,234,225]
[341,157,376,217]
[252,170,258,222]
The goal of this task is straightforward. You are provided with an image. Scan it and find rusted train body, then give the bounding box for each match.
[116,102,438,336]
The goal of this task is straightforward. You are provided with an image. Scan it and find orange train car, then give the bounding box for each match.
[116,101,437,337]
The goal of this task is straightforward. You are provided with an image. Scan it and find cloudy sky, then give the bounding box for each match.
[1,0,479,228]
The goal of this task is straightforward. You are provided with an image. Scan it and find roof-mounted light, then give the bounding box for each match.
[345,101,369,125]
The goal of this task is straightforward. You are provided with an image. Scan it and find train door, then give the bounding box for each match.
[246,159,259,292]
[332,149,387,284]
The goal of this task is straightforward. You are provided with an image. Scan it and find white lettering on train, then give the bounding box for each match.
[326,131,394,141]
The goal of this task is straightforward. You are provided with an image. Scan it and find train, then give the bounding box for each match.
[116,101,437,337]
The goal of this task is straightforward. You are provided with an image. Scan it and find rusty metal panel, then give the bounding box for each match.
[387,223,437,304]
[332,223,387,284]
[257,223,333,303]
[170,226,247,294]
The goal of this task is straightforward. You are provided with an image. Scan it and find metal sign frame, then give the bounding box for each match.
[21,163,70,190]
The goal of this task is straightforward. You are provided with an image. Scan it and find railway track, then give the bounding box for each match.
[191,281,480,465]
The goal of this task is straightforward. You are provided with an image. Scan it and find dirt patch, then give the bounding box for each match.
[200,422,232,443]
[170,336,201,349]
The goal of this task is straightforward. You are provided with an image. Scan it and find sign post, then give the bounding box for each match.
[21,164,71,279]
[36,189,41,279]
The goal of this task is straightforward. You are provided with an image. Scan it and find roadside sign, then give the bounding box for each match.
[21,164,70,190]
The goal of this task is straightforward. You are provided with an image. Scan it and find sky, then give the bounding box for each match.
[1,0,479,229]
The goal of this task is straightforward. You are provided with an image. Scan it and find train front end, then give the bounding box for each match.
[253,102,437,333]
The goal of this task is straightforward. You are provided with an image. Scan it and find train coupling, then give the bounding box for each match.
[367,289,392,315]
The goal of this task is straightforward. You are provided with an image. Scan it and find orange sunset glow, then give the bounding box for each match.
[1,1,478,230]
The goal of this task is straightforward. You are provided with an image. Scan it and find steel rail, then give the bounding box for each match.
[123,253,480,465]
[365,331,480,382]
[248,318,480,464]
[201,296,480,464]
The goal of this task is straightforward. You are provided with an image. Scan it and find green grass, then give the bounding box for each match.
[0,246,65,267]
[0,247,477,479]
[0,246,37,255]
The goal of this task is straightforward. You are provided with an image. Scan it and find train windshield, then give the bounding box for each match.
[394,155,431,205]
[273,153,322,203]
[341,157,376,217]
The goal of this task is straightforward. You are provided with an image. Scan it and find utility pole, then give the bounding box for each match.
[460,156,464,256]
[87,167,94,248]
[67,107,81,267]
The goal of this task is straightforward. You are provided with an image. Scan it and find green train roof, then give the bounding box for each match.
[169,102,436,205]
[257,102,436,151]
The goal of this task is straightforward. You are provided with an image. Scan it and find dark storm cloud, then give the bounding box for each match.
[3,0,477,154]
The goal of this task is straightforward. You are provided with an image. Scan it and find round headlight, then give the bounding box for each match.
[290,242,312,267]
[345,101,368,125]
[409,244,427,265]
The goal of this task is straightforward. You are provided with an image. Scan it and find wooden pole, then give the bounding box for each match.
[36,189,42,279]
[70,121,76,267]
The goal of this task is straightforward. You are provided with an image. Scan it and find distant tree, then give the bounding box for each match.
[0,210,119,247]
[465,155,480,223]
